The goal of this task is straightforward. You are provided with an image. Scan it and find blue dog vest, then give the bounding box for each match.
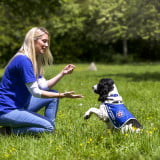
[105,103,136,129]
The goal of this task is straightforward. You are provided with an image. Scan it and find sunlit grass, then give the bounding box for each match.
[0,63,160,160]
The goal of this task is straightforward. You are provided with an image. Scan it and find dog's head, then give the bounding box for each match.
[93,78,115,102]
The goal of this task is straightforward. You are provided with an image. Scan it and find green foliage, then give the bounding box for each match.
[84,0,160,42]
[82,0,160,56]
[0,0,86,65]
[49,0,86,63]
[1,63,160,159]
[0,0,160,65]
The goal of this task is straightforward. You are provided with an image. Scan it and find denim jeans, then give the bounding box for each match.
[0,90,59,135]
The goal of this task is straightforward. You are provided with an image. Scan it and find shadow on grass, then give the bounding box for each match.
[98,72,160,82]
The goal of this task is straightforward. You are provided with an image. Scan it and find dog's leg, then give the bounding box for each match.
[84,105,109,122]
[84,108,103,119]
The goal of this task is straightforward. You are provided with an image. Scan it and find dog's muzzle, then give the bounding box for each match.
[92,84,98,92]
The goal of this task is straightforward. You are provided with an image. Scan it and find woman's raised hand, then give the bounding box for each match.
[62,64,75,75]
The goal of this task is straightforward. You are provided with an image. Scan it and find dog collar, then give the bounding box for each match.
[104,100,122,104]
[108,94,119,97]
[112,100,123,104]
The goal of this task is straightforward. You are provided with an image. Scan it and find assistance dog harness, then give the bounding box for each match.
[104,94,136,129]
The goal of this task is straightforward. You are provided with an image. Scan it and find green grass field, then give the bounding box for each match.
[0,63,160,160]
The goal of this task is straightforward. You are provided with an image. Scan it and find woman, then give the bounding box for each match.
[0,27,83,135]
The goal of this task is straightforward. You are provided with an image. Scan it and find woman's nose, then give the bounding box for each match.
[45,42,48,47]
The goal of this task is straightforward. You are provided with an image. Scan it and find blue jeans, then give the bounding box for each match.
[0,90,59,135]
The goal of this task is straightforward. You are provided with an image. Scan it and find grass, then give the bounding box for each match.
[0,63,160,160]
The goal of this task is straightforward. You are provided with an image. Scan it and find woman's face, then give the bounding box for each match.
[35,33,49,55]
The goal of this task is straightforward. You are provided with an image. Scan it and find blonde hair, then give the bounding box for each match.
[17,27,53,77]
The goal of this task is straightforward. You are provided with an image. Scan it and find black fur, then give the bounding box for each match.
[94,78,114,102]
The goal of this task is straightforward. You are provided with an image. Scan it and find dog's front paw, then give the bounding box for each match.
[84,114,90,119]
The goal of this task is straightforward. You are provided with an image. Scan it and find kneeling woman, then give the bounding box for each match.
[0,27,83,135]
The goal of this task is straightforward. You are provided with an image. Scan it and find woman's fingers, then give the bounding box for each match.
[64,91,84,98]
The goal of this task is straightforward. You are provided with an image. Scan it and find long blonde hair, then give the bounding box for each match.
[17,27,53,77]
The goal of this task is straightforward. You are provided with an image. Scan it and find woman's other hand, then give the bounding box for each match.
[60,91,84,98]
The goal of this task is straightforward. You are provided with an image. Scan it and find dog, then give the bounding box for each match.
[84,78,142,133]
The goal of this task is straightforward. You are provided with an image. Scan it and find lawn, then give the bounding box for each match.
[0,63,160,160]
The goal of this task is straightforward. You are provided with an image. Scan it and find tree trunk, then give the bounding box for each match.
[123,39,128,57]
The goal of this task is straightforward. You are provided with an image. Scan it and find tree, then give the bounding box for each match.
[81,0,160,57]
[0,0,160,65]
[0,0,60,65]
[0,0,86,64]
[47,0,86,62]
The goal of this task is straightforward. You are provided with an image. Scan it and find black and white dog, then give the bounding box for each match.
[84,78,142,133]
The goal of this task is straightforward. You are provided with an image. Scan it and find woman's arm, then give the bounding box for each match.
[47,64,75,89]
[26,81,83,99]
[41,90,83,99]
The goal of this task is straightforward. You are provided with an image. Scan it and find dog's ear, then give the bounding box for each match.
[98,95,108,102]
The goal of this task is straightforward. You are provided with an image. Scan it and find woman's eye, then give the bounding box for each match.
[42,39,48,43]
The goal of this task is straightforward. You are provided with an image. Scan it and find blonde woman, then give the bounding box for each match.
[0,27,83,135]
